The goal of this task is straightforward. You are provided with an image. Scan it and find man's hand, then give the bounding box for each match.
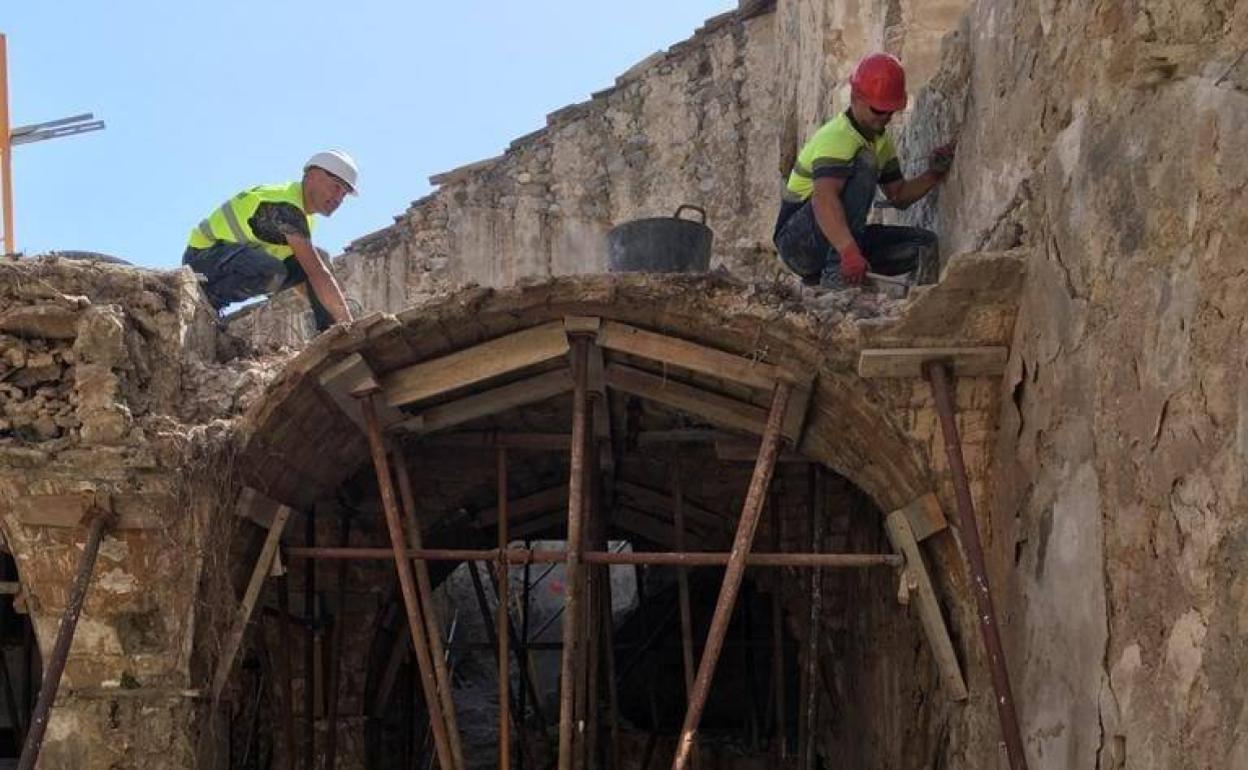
[839,242,868,285]
[928,142,957,178]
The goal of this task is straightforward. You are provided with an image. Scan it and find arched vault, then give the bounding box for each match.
[235,258,1023,517]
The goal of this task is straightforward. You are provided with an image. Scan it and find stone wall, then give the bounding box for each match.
[897,1,1248,767]
[0,258,277,768]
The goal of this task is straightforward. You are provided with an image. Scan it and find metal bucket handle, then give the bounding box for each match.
[672,204,707,225]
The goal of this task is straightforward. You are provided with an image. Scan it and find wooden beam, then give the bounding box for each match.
[598,321,795,390]
[476,485,569,528]
[564,316,602,335]
[318,353,405,431]
[884,510,967,701]
[605,363,770,438]
[212,505,293,699]
[588,344,614,471]
[782,383,814,445]
[396,368,574,434]
[383,321,571,407]
[900,493,948,542]
[857,347,1009,378]
[233,487,286,529]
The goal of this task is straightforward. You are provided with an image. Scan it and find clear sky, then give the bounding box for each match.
[4,0,735,269]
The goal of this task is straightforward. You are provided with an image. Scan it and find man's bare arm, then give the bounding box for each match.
[880,170,942,210]
[287,235,353,325]
[811,177,856,251]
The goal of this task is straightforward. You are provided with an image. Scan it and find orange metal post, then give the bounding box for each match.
[0,34,14,255]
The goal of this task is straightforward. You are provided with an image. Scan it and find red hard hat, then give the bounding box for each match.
[850,53,907,112]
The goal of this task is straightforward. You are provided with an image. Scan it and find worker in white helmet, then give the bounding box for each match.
[182,150,359,331]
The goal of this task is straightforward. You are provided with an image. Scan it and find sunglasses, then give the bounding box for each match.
[869,106,896,118]
[323,170,353,195]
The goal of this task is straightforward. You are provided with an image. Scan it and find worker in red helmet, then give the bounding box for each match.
[774,53,956,289]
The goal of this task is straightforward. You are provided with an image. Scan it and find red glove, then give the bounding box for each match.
[839,242,868,285]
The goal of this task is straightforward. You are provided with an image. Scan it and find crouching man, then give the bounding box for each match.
[183,150,358,331]
[774,53,955,289]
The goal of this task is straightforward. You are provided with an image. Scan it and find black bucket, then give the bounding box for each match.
[606,205,713,273]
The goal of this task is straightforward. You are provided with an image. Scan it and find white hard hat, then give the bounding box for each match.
[304,150,359,195]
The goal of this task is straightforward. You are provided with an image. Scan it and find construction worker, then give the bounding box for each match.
[774,53,955,289]
[183,150,358,331]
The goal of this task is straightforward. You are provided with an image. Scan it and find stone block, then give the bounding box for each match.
[73,305,125,367]
[0,305,80,339]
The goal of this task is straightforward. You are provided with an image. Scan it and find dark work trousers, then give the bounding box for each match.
[182,242,335,331]
[773,152,938,288]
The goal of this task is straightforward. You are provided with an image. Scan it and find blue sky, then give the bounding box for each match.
[4,0,735,268]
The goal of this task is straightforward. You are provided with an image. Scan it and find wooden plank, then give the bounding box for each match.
[901,493,948,542]
[782,383,814,445]
[397,368,574,434]
[382,321,571,407]
[588,344,613,471]
[318,353,405,432]
[598,321,795,390]
[212,505,294,699]
[884,510,967,701]
[476,485,570,528]
[604,363,769,437]
[564,316,602,335]
[857,347,1009,378]
[232,487,286,529]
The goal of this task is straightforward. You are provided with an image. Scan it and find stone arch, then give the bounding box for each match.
[224,268,1021,766]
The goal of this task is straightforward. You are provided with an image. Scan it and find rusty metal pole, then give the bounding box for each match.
[304,508,317,770]
[925,362,1028,770]
[484,563,550,755]
[520,540,533,748]
[601,562,621,770]
[670,382,792,770]
[672,467,699,770]
[275,569,298,770]
[558,336,591,770]
[769,517,787,761]
[799,465,825,770]
[287,547,900,568]
[393,448,466,770]
[583,452,604,770]
[17,509,112,770]
[469,561,534,763]
[361,394,456,770]
[0,34,13,255]
[498,447,512,770]
[325,513,351,770]
[632,564,661,769]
